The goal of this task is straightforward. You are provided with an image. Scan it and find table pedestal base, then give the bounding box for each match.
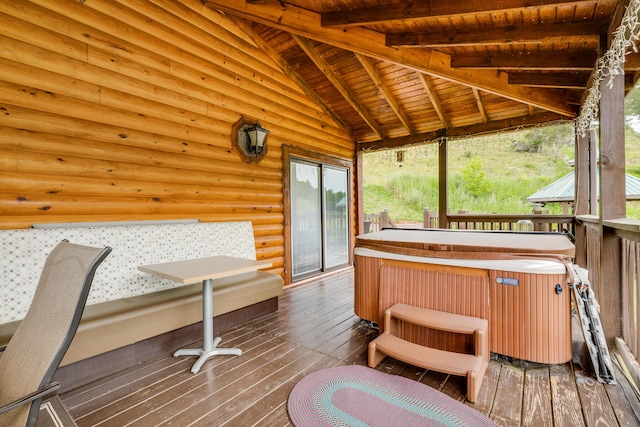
[138,258,272,375]
[174,337,242,374]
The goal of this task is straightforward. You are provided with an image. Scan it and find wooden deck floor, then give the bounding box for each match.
[60,268,640,426]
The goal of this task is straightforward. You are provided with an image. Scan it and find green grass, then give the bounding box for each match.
[363,123,640,222]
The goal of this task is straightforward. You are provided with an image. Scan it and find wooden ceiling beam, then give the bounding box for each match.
[204,0,578,117]
[358,112,568,151]
[387,21,604,47]
[359,129,443,151]
[508,72,590,89]
[452,52,597,71]
[418,73,449,129]
[355,53,417,134]
[321,0,586,27]
[291,34,384,139]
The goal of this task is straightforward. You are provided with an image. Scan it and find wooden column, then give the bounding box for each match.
[574,128,595,266]
[598,70,625,340]
[589,129,598,216]
[356,150,365,235]
[574,130,597,215]
[438,137,448,229]
[599,81,626,220]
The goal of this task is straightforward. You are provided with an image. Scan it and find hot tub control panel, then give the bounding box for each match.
[495,276,519,286]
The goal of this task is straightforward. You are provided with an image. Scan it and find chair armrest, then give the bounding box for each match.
[0,381,60,415]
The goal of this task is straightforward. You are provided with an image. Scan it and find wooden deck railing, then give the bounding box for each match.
[364,209,396,233]
[364,209,574,234]
[621,237,640,355]
[575,216,640,383]
[573,215,640,387]
[447,213,575,234]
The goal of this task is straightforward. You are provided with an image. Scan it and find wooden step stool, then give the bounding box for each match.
[368,303,489,403]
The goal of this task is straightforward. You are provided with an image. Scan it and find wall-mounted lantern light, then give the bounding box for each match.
[231,116,270,163]
[245,121,269,155]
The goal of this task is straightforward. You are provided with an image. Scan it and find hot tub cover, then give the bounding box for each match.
[356,229,575,261]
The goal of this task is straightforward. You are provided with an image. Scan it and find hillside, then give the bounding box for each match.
[363,123,640,222]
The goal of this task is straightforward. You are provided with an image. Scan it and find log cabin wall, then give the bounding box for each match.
[0,0,355,279]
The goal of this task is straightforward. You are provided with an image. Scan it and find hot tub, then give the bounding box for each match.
[354,228,576,364]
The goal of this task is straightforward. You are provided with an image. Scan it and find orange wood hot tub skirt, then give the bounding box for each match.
[354,231,573,365]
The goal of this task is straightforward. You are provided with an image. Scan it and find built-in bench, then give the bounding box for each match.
[0,220,283,391]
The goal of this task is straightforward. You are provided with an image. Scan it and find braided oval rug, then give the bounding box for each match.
[287,365,496,427]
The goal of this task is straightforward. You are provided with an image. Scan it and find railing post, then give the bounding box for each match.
[458,210,468,229]
[380,209,389,229]
[531,205,550,232]
[423,209,439,229]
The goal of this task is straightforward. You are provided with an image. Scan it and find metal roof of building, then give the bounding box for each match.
[527,171,640,203]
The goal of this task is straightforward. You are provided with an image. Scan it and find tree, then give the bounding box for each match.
[461,157,491,198]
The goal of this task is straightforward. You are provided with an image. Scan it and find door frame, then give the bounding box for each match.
[283,145,354,285]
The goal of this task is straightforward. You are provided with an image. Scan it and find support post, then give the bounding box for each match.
[356,151,364,235]
[575,129,591,216]
[574,128,594,266]
[438,136,448,229]
[598,69,625,341]
[589,129,598,216]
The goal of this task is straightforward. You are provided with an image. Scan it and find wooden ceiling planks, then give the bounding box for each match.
[205,0,627,149]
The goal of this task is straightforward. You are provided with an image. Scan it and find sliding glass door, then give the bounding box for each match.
[291,160,322,276]
[323,166,349,269]
[290,159,349,279]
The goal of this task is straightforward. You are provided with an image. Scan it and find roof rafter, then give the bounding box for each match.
[418,73,449,129]
[228,16,351,134]
[354,53,417,134]
[321,0,587,27]
[291,34,384,138]
[203,0,578,118]
[387,20,604,47]
[472,88,488,123]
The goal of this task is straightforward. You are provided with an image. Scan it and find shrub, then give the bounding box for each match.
[461,157,491,198]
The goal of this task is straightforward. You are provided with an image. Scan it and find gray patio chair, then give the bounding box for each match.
[0,240,111,427]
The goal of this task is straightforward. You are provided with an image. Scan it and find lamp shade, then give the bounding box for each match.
[245,122,269,154]
[231,116,269,163]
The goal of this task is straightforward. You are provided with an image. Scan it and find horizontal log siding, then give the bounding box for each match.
[0,0,354,275]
